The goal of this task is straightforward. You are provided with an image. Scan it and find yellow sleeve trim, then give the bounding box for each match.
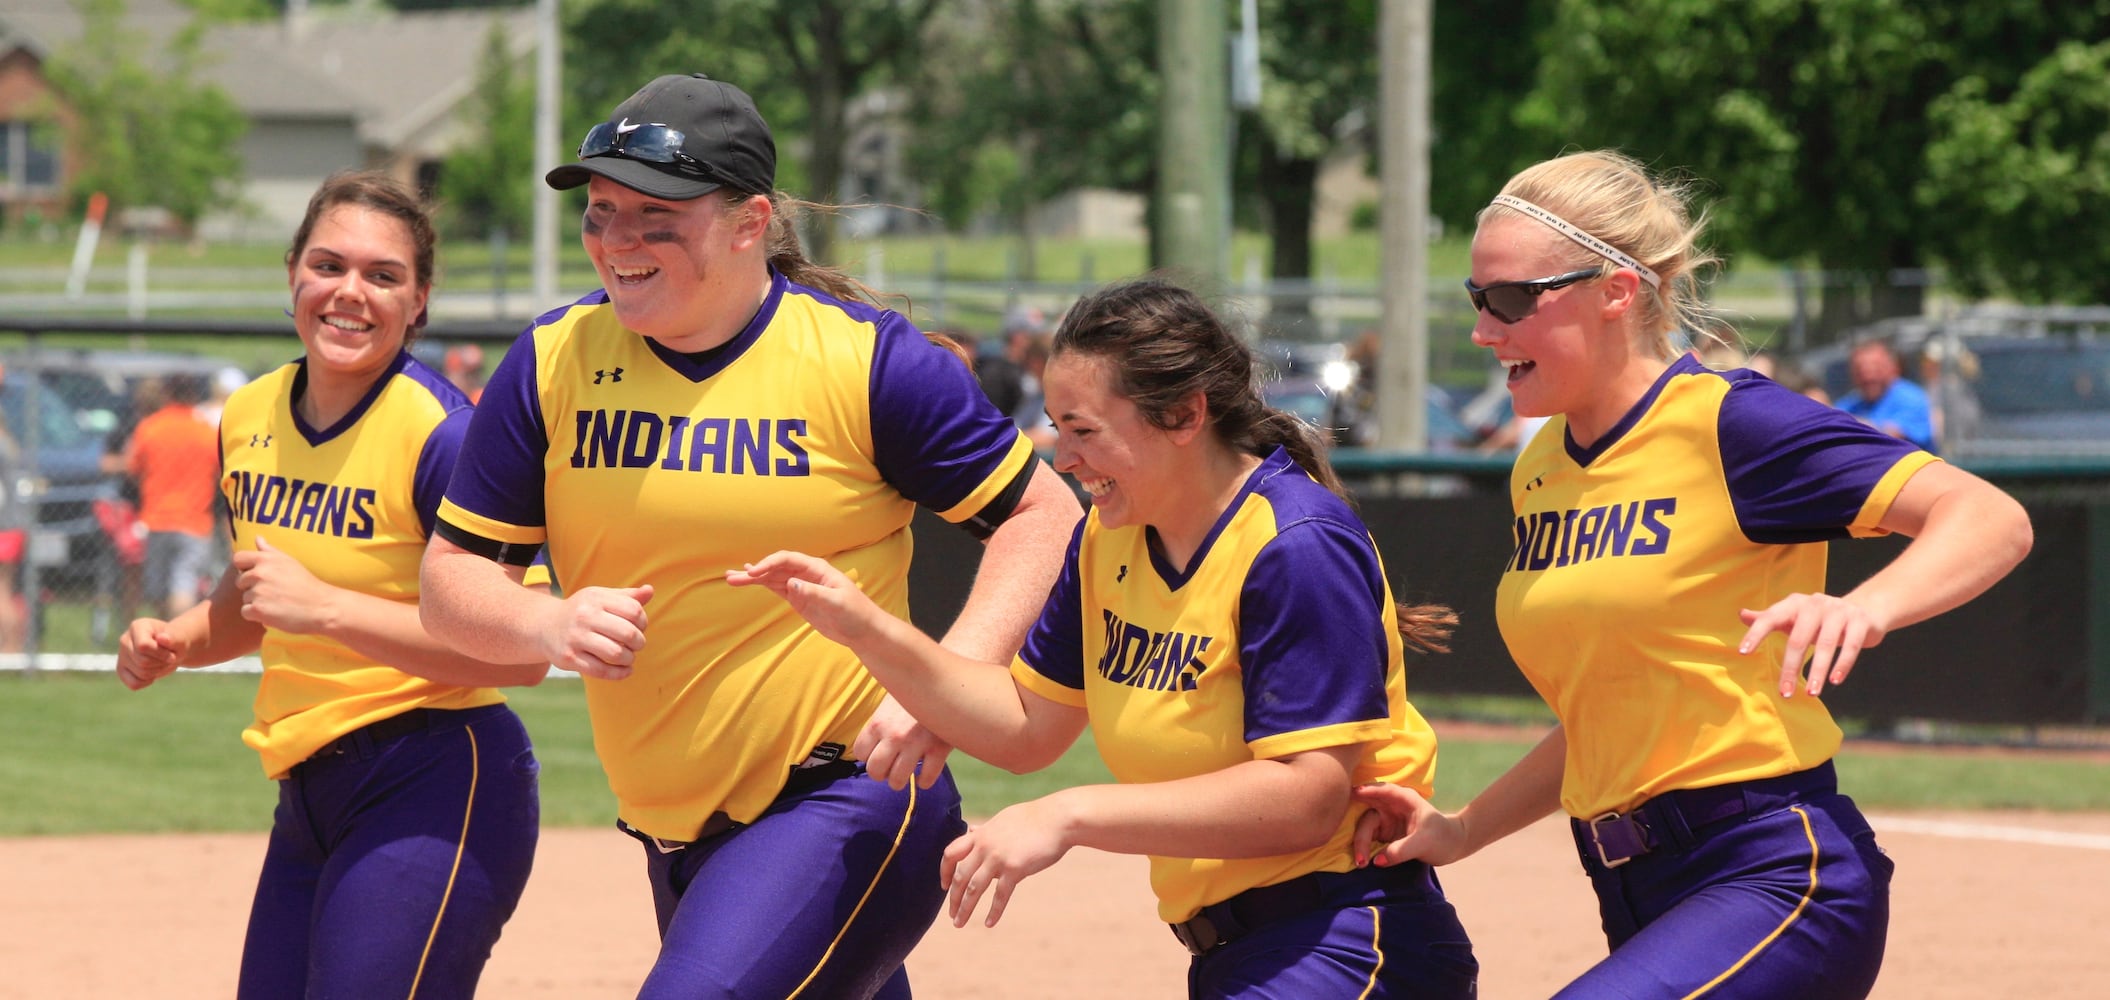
[1848,451,1942,538]
[437,498,548,547]
[1248,719,1392,760]
[1010,656,1087,707]
[933,434,1037,524]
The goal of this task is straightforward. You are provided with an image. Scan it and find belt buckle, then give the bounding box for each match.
[1169,915,1220,956]
[1588,811,1639,869]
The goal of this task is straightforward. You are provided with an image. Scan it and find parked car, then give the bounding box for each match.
[0,365,116,575]
[0,349,245,592]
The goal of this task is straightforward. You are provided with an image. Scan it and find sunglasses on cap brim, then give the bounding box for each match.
[1463,268,1605,325]
[577,121,717,180]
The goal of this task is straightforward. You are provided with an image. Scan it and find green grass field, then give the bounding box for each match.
[1,671,2105,837]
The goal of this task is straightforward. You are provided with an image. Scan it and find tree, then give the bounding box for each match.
[436,26,535,241]
[902,0,1159,273]
[44,0,247,229]
[564,0,945,263]
[1240,0,1380,289]
[1522,0,2110,338]
[905,0,1532,285]
[1428,0,1560,233]
[1920,39,2110,304]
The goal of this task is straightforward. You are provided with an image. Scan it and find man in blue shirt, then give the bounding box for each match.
[1837,340,1937,452]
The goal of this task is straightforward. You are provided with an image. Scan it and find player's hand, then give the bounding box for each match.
[726,552,880,647]
[540,585,653,680]
[939,797,1073,929]
[1738,592,1888,698]
[852,694,953,791]
[115,618,185,691]
[1350,783,1468,869]
[233,537,336,634]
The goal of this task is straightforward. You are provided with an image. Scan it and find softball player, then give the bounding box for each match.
[733,278,1480,999]
[416,74,1077,999]
[1353,150,2032,998]
[115,171,547,999]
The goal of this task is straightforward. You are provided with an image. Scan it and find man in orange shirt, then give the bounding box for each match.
[125,373,221,616]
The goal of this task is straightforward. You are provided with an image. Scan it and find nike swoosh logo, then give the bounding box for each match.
[616,117,641,134]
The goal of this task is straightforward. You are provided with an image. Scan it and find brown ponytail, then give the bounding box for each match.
[730,192,891,309]
[1395,602,1457,655]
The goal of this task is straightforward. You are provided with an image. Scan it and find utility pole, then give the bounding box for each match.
[1376,0,1430,453]
[531,0,561,311]
[1155,0,1229,289]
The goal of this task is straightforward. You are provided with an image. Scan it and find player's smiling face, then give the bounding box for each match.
[287,205,428,384]
[1045,352,1176,531]
[582,177,748,343]
[1468,216,1630,433]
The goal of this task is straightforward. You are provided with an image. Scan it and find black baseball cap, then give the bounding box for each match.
[546,73,776,200]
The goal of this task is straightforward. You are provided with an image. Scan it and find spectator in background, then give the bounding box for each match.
[443,343,486,404]
[1475,411,1551,454]
[1012,339,1058,450]
[1919,339,1981,450]
[196,366,247,427]
[976,305,1045,423]
[1837,340,1936,452]
[125,373,220,616]
[1778,365,1833,406]
[100,376,167,625]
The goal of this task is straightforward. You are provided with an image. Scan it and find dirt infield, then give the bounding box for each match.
[5,809,2107,999]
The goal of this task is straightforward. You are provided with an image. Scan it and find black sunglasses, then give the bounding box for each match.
[577,120,715,179]
[1463,268,1604,324]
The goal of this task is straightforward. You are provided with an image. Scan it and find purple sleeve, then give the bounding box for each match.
[1015,519,1089,690]
[1719,373,1926,544]
[411,406,472,537]
[868,313,1023,511]
[1238,520,1392,744]
[443,328,549,530]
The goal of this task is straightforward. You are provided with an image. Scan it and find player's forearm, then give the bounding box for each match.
[317,588,547,687]
[171,567,264,667]
[1045,752,1354,860]
[858,610,1063,768]
[937,462,1078,663]
[420,541,561,666]
[1852,466,2031,634]
[1455,724,1568,857]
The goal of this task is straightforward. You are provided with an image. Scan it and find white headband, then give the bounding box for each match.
[1491,194,1662,289]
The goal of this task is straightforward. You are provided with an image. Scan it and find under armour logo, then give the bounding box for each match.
[250,434,272,448]
[1116,564,1128,583]
[594,368,625,384]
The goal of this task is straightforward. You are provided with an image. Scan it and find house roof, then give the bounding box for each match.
[213,8,535,146]
[0,1,533,146]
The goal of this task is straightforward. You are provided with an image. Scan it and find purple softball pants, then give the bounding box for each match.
[629,762,966,1000]
[237,703,541,999]
[1562,761,1893,998]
